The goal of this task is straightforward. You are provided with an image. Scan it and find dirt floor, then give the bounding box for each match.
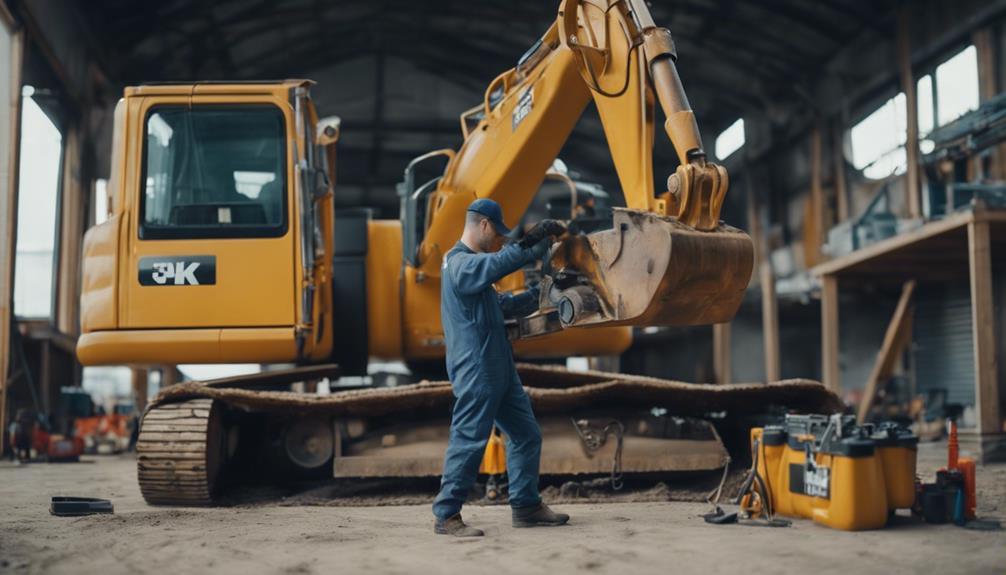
[1,441,1004,575]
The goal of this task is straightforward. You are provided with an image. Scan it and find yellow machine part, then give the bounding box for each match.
[78,80,334,366]
[479,429,508,475]
[750,427,917,531]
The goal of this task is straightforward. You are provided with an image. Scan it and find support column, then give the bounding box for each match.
[161,365,180,387]
[968,218,1003,461]
[974,28,1004,180]
[807,126,825,267]
[745,171,779,382]
[57,125,83,336]
[821,274,840,394]
[761,262,780,382]
[897,3,922,219]
[0,21,23,442]
[130,368,148,414]
[832,120,849,222]
[713,323,731,384]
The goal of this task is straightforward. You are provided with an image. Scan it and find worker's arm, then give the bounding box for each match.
[449,243,540,295]
[498,284,540,319]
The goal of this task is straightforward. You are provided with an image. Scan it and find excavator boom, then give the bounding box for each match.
[408,0,753,338]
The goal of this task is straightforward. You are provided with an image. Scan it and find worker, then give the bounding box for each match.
[433,198,570,537]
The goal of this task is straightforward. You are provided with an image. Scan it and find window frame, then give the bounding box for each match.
[138,103,290,241]
[847,42,980,181]
[14,89,66,320]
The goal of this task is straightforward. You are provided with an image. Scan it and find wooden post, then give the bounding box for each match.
[832,120,849,222]
[761,262,780,382]
[0,20,22,455]
[857,281,916,423]
[713,323,731,384]
[131,368,148,413]
[974,28,1004,180]
[897,4,922,219]
[821,274,841,394]
[968,219,1001,443]
[161,365,180,387]
[745,171,780,382]
[805,127,825,268]
[57,125,83,336]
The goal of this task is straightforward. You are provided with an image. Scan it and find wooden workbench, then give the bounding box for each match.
[812,207,1006,462]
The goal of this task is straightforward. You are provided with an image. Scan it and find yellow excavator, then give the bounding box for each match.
[76,0,836,505]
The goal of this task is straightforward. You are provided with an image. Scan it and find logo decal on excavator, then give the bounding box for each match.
[139,256,216,286]
[512,88,533,131]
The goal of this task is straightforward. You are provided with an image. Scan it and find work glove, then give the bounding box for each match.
[518,219,567,249]
[529,238,551,260]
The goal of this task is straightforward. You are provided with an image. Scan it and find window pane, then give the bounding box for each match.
[917,74,934,136]
[142,106,287,239]
[936,45,979,125]
[715,118,744,160]
[14,91,63,318]
[850,93,907,178]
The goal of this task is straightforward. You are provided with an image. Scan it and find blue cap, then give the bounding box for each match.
[467,198,511,236]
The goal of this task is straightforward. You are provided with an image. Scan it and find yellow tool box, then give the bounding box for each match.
[743,414,917,530]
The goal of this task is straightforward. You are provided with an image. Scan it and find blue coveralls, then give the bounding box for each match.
[432,240,544,519]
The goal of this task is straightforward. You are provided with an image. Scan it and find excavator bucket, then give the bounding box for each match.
[538,208,754,330]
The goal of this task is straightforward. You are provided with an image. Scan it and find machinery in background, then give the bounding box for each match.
[7,388,90,463]
[74,403,136,454]
[922,91,1006,216]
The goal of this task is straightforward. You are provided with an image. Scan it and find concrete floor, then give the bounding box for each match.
[1,442,1003,575]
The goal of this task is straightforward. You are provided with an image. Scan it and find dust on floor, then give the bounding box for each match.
[0,441,1003,575]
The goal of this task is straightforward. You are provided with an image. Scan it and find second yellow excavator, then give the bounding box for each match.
[72,0,830,506]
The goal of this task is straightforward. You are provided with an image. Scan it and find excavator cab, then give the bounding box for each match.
[77,80,336,366]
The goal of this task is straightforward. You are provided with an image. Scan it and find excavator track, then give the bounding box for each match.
[136,398,223,506]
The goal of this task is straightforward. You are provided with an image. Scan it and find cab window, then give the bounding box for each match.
[140,105,287,239]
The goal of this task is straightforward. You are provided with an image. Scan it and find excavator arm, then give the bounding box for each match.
[412,0,753,333]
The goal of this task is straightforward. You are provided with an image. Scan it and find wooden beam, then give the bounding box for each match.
[745,172,780,382]
[713,323,731,384]
[57,125,83,336]
[131,368,148,413]
[811,209,975,277]
[161,365,180,388]
[974,27,1004,181]
[0,23,23,450]
[821,274,840,394]
[761,261,780,382]
[832,119,849,222]
[806,126,825,267]
[857,281,916,423]
[968,219,1001,437]
[897,4,922,219]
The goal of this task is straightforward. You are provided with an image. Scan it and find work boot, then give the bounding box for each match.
[434,513,485,537]
[512,502,570,528]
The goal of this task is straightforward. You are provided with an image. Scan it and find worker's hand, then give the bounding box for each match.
[518,219,567,248]
[529,237,551,260]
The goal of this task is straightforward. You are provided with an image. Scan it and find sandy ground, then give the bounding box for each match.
[1,441,1004,575]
